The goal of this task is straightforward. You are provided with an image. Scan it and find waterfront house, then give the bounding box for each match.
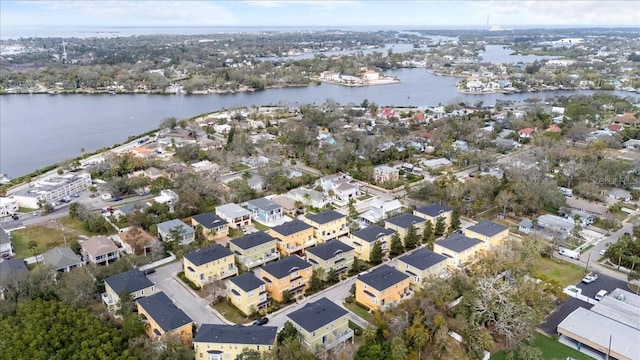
[464,220,509,248]
[193,325,277,360]
[433,233,485,268]
[136,292,193,343]
[355,264,412,311]
[183,244,238,288]
[191,212,229,240]
[413,203,452,230]
[305,240,354,280]
[229,231,279,270]
[226,272,268,316]
[270,219,316,256]
[384,213,426,242]
[157,219,194,245]
[304,210,349,243]
[287,297,353,350]
[80,236,119,266]
[396,248,448,289]
[103,268,156,309]
[259,256,312,302]
[246,197,284,224]
[41,247,83,273]
[215,203,252,229]
[350,225,396,262]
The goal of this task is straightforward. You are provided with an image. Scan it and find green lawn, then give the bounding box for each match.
[491,333,593,360]
[11,224,81,258]
[211,300,252,324]
[343,301,373,324]
[534,257,586,286]
[231,163,250,172]
[253,222,270,232]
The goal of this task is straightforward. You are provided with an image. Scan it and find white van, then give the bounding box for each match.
[559,248,580,260]
[595,290,608,301]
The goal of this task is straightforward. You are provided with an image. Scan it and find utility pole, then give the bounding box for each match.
[585,252,591,271]
[605,334,611,360]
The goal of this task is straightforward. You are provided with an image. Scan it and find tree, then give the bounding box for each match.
[496,190,516,216]
[434,217,446,237]
[566,122,589,146]
[309,268,325,292]
[160,116,178,129]
[164,225,186,252]
[404,225,419,249]
[277,321,300,345]
[390,233,404,258]
[449,207,461,233]
[390,336,408,360]
[239,348,262,360]
[370,241,384,264]
[354,342,384,360]
[349,257,362,276]
[37,198,53,214]
[422,220,434,245]
[224,125,236,151]
[405,310,429,359]
[54,268,96,307]
[326,268,339,284]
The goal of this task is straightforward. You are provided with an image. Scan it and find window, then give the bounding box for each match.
[415,276,420,283]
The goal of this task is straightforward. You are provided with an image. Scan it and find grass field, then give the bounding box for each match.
[534,257,586,286]
[11,224,80,258]
[211,300,252,324]
[343,301,374,324]
[491,333,593,360]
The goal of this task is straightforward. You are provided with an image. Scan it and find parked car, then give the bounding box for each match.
[70,194,80,198]
[582,272,598,284]
[253,317,269,326]
[595,290,608,301]
[11,214,19,220]
[599,249,606,256]
[143,268,156,275]
[32,212,38,216]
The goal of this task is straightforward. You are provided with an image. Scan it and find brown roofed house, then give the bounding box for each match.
[81,236,120,265]
[611,113,640,126]
[116,227,156,256]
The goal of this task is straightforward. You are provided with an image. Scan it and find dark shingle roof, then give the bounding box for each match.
[385,213,425,229]
[414,203,452,217]
[435,233,484,253]
[261,256,311,279]
[184,244,233,266]
[287,297,348,333]
[0,259,28,285]
[231,232,276,250]
[136,292,192,332]
[351,225,396,243]
[194,324,277,345]
[228,272,264,292]
[270,219,312,236]
[466,220,508,237]
[191,212,228,229]
[306,240,353,261]
[117,201,150,215]
[306,210,345,225]
[398,248,448,270]
[104,268,154,295]
[247,197,282,211]
[357,264,409,291]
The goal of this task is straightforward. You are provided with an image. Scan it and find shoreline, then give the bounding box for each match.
[319,78,401,87]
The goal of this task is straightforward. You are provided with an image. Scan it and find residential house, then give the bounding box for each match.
[433,233,485,267]
[154,189,179,206]
[493,138,520,150]
[359,198,403,224]
[287,297,354,350]
[396,248,448,289]
[304,210,349,242]
[191,212,229,240]
[183,244,238,288]
[136,292,193,343]
[332,182,360,205]
[0,197,18,217]
[80,236,120,265]
[226,272,268,316]
[607,188,632,202]
[355,264,412,311]
[157,219,194,245]
[611,113,640,126]
[305,240,354,280]
[229,232,279,270]
[41,247,83,272]
[373,165,400,184]
[413,203,452,230]
[271,195,298,215]
[518,127,536,139]
[0,229,12,258]
[103,268,156,309]
[0,259,28,300]
[246,198,284,224]
[259,256,312,302]
[464,220,509,248]
[624,139,640,149]
[114,227,155,255]
[215,203,252,229]
[385,213,426,242]
[519,219,534,234]
[546,124,562,133]
[270,219,316,256]
[113,201,150,218]
[537,214,575,238]
[193,324,277,360]
[350,225,396,262]
[287,188,327,208]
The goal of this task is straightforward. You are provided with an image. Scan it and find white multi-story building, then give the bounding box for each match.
[11,173,91,208]
[0,197,18,217]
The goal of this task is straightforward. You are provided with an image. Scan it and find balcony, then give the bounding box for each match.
[243,252,280,268]
[304,328,354,350]
[303,238,317,248]
[102,293,115,307]
[216,267,238,280]
[281,241,303,254]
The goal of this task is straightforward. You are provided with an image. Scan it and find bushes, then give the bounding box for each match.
[177,271,201,291]
[355,301,370,312]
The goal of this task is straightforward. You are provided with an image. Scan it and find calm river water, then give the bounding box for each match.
[0,68,635,178]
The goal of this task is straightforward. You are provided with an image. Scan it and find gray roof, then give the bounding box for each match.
[435,233,484,253]
[261,256,311,279]
[306,210,345,225]
[357,264,409,291]
[191,212,228,229]
[519,219,533,228]
[216,203,251,218]
[247,197,282,211]
[287,297,348,333]
[271,219,312,236]
[104,268,154,295]
[117,201,150,215]
[184,244,233,266]
[398,248,448,270]
[414,203,451,217]
[232,231,276,250]
[466,220,508,237]
[0,259,28,285]
[0,229,11,245]
[385,213,426,229]
[41,247,83,271]
[156,219,194,236]
[351,225,396,243]
[194,324,277,345]
[306,240,353,261]
[136,292,192,332]
[228,272,264,292]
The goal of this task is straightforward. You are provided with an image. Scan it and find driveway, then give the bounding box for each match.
[147,261,226,326]
[575,272,629,299]
[539,297,593,335]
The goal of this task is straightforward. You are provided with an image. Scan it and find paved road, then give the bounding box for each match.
[575,272,629,299]
[539,297,593,335]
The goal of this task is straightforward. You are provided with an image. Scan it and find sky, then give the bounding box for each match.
[1,0,638,34]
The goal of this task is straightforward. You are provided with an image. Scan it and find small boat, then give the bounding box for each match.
[48,91,59,95]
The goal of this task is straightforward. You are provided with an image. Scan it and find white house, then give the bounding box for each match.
[607,188,632,202]
[0,197,18,217]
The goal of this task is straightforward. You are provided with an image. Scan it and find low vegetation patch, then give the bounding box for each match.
[11,224,80,258]
[211,299,252,324]
[176,271,201,291]
[533,257,586,286]
[491,333,592,360]
[343,301,373,324]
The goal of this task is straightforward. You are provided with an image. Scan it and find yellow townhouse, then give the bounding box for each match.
[413,203,452,230]
[270,219,315,256]
[259,255,312,302]
[103,268,156,310]
[305,240,354,280]
[356,264,412,311]
[464,220,509,248]
[229,231,279,270]
[183,244,238,288]
[396,248,449,289]
[226,272,268,316]
[286,297,354,350]
[193,324,277,360]
[384,213,426,244]
[136,291,193,343]
[350,225,396,262]
[433,233,486,268]
[303,210,349,243]
[191,212,229,240]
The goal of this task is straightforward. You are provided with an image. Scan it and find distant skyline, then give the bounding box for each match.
[1,0,638,35]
